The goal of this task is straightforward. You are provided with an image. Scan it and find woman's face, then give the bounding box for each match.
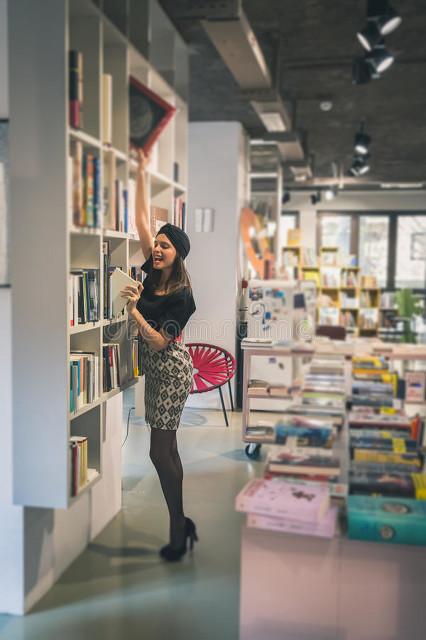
[153,233,177,270]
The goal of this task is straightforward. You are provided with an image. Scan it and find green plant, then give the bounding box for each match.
[395,289,423,343]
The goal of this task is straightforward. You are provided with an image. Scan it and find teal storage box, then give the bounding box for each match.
[347,495,426,546]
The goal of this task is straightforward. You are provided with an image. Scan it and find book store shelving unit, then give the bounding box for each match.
[295,246,381,336]
[10,0,188,509]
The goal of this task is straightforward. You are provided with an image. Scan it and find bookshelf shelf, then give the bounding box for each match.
[69,127,101,149]
[69,397,102,421]
[102,388,121,403]
[102,144,127,162]
[103,229,130,239]
[70,225,102,236]
[70,321,102,335]
[10,0,188,509]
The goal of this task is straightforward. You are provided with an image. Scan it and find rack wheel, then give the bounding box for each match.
[245,443,261,459]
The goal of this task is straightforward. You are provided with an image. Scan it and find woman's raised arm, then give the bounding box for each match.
[135,149,153,260]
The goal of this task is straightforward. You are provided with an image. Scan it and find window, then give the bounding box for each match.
[319,215,352,255]
[396,216,426,289]
[280,212,298,247]
[359,216,389,287]
[318,211,426,290]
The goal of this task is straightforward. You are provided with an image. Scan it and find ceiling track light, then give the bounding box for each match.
[354,122,371,155]
[348,154,371,177]
[357,21,382,52]
[367,0,402,36]
[310,191,322,205]
[366,40,395,73]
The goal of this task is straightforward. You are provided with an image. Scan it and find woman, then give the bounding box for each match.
[121,150,198,562]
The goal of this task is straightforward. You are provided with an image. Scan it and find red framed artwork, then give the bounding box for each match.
[129,76,176,155]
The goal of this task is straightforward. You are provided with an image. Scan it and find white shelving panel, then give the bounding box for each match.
[9,0,188,509]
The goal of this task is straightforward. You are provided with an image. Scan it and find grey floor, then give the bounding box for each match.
[0,394,263,640]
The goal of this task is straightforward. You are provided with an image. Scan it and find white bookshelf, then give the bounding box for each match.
[9,0,188,508]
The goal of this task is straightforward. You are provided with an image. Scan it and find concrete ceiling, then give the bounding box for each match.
[159,0,426,186]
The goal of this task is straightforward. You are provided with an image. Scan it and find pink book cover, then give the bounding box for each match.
[246,506,338,539]
[235,478,329,523]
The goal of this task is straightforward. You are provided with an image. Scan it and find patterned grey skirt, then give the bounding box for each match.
[139,339,193,430]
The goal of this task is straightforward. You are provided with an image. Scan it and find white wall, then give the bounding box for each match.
[282,190,426,251]
[185,122,249,410]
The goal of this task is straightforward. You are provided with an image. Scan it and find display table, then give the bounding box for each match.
[239,524,426,640]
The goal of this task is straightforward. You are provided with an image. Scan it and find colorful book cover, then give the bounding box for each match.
[247,506,338,539]
[353,449,422,468]
[349,436,417,453]
[349,469,426,499]
[347,495,426,545]
[235,477,330,522]
[268,452,340,477]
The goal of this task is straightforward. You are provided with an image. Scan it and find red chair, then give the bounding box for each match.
[187,343,236,427]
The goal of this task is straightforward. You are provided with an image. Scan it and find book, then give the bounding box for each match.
[69,50,83,129]
[110,268,139,317]
[102,73,113,145]
[150,205,169,236]
[349,436,418,454]
[247,506,338,539]
[352,449,422,468]
[103,150,116,230]
[405,371,426,402]
[347,495,426,545]
[349,469,426,499]
[267,451,340,478]
[235,477,330,522]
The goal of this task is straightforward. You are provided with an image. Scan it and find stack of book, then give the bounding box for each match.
[69,269,100,326]
[236,477,338,538]
[302,356,346,413]
[247,378,297,398]
[103,151,128,232]
[347,358,426,545]
[70,352,99,413]
[103,343,121,392]
[69,435,88,496]
[70,141,101,228]
[69,436,98,497]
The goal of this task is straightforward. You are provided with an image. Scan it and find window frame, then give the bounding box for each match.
[317,210,426,291]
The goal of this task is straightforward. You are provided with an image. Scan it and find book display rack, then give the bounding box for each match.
[9,0,188,508]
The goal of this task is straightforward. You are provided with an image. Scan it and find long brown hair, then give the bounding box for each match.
[149,253,192,295]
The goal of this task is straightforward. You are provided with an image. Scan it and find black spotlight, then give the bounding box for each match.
[352,57,373,84]
[368,0,402,36]
[354,123,371,155]
[349,154,371,177]
[282,191,291,204]
[310,191,322,205]
[366,41,395,73]
[357,21,382,51]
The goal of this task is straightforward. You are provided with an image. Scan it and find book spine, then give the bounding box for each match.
[86,154,94,227]
[72,142,83,226]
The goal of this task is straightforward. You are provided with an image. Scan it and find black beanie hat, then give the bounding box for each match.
[158,223,191,259]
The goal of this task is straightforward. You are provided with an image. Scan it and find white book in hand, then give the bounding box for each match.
[110,268,139,317]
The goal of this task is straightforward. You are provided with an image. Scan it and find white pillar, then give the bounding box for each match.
[186,122,249,409]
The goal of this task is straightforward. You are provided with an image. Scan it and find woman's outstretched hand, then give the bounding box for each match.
[121,282,144,313]
[137,148,150,172]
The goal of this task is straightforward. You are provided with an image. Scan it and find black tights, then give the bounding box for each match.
[149,428,185,548]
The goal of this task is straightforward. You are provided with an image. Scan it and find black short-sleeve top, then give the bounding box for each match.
[136,254,196,340]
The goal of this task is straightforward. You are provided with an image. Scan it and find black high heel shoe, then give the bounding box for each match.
[160,517,199,562]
